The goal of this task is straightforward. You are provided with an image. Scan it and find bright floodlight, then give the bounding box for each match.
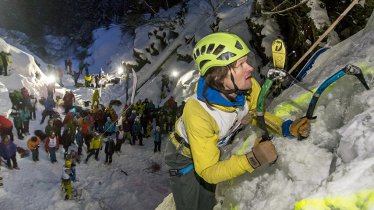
[47,74,56,84]
[117,66,124,74]
[172,70,179,77]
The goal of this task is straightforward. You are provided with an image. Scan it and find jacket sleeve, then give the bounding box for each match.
[183,99,255,184]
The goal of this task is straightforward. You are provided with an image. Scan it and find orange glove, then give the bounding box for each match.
[290,117,311,139]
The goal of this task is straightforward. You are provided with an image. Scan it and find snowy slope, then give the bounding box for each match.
[0,1,372,210]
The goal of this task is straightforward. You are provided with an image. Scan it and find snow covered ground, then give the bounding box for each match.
[0,0,373,209]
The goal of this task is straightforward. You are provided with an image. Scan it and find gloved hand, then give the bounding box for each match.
[246,141,278,169]
[290,117,311,139]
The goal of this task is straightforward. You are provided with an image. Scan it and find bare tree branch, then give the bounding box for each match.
[142,0,157,14]
[261,0,309,15]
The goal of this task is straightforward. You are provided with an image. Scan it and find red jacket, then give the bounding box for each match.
[0,116,13,129]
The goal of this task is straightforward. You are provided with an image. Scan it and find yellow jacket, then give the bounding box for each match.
[90,135,103,149]
[176,78,284,184]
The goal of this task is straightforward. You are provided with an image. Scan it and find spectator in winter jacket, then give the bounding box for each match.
[94,74,101,88]
[79,61,89,76]
[121,118,132,145]
[104,137,115,164]
[0,51,11,76]
[115,126,124,151]
[13,112,23,139]
[105,105,118,123]
[27,136,41,162]
[0,115,14,141]
[0,135,19,169]
[40,96,55,124]
[63,91,75,114]
[84,74,92,87]
[104,117,115,137]
[131,117,143,146]
[20,106,31,135]
[92,89,100,109]
[61,129,74,159]
[94,109,106,133]
[85,132,103,163]
[29,95,37,120]
[75,128,84,156]
[53,118,63,140]
[73,71,80,86]
[152,126,162,153]
[45,132,59,163]
[65,58,72,75]
[21,87,30,100]
[61,160,73,200]
[45,119,54,138]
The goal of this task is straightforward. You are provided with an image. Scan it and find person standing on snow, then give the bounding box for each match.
[152,126,162,153]
[40,96,56,124]
[45,132,59,163]
[61,160,74,200]
[12,111,24,140]
[63,90,75,114]
[131,116,143,146]
[20,106,31,136]
[29,95,37,120]
[104,137,115,164]
[85,132,103,163]
[0,51,11,76]
[115,125,125,152]
[0,135,19,169]
[164,32,312,210]
[92,89,100,109]
[27,136,41,162]
[75,127,84,156]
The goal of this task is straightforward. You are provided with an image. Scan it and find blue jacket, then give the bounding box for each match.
[75,130,84,146]
[44,98,55,111]
[20,110,31,121]
[104,120,115,133]
[0,141,17,159]
[153,130,162,142]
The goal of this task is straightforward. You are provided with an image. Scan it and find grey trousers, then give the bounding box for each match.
[164,141,216,210]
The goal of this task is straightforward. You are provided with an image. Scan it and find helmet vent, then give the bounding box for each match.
[199,60,210,70]
[235,41,244,50]
[207,44,215,54]
[217,52,236,61]
[196,48,200,57]
[201,45,206,54]
[213,44,225,55]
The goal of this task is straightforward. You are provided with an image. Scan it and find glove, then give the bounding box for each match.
[246,141,277,169]
[290,117,311,139]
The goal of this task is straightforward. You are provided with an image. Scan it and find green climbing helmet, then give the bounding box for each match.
[193,32,250,76]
